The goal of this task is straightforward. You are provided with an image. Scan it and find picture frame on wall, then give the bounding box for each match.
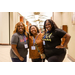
[72,12,75,25]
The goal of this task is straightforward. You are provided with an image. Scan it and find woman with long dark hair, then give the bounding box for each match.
[29,25,45,62]
[43,19,71,62]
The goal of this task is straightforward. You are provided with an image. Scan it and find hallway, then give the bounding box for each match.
[0,12,74,62]
[0,45,71,62]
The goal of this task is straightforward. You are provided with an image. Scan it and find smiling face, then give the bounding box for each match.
[17,23,24,34]
[30,26,37,35]
[45,20,52,31]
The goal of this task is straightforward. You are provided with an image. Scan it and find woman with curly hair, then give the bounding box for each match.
[10,22,29,62]
[42,19,71,62]
[29,25,45,62]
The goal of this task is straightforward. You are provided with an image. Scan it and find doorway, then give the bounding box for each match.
[61,25,68,49]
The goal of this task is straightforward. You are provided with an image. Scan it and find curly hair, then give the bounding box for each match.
[44,19,59,33]
[29,25,39,36]
[13,22,28,37]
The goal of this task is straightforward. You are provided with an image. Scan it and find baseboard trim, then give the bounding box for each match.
[0,43,10,45]
[68,54,75,62]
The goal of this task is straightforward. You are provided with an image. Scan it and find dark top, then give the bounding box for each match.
[10,32,29,58]
[42,28,66,58]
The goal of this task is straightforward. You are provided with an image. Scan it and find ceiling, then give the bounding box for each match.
[19,12,52,28]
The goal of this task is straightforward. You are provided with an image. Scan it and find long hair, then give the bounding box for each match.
[13,22,28,37]
[44,19,59,33]
[29,25,39,36]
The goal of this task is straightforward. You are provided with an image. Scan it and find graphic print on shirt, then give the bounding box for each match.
[20,39,24,42]
[42,33,52,41]
[20,36,28,42]
[19,35,28,49]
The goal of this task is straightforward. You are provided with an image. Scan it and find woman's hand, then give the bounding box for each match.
[56,33,71,49]
[19,56,24,61]
[55,45,64,49]
[11,44,24,61]
[41,55,44,59]
[41,54,45,59]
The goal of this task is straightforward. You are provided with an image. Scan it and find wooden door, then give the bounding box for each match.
[61,25,68,49]
[20,16,24,22]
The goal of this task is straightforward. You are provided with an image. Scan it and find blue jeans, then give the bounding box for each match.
[11,57,27,62]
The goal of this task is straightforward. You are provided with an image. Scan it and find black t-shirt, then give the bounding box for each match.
[42,28,66,58]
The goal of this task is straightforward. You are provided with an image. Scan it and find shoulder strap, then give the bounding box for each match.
[35,43,45,58]
[26,32,29,48]
[35,43,41,55]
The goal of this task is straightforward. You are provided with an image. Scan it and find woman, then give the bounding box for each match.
[10,22,29,62]
[42,19,71,62]
[29,25,45,62]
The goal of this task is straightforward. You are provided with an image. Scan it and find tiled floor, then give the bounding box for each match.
[0,45,71,62]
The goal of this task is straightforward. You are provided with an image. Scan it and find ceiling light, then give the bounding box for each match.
[35,15,39,20]
[34,12,40,15]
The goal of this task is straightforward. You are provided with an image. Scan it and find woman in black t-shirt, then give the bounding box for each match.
[43,19,71,62]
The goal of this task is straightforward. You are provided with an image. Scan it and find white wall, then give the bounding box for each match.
[53,12,62,28]
[0,12,20,44]
[61,12,75,60]
[0,12,9,44]
[61,12,71,49]
[53,12,75,60]
[62,12,69,25]
[13,12,20,30]
[10,12,20,43]
[68,12,75,59]
[10,12,14,43]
